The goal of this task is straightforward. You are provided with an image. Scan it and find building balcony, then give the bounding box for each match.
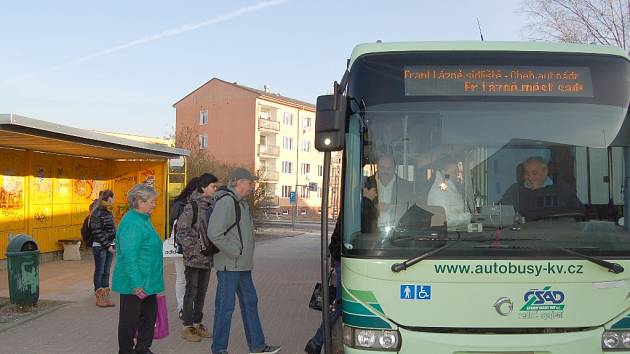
[258,144,280,157]
[259,170,279,181]
[258,118,280,132]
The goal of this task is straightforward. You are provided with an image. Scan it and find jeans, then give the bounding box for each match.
[93,245,113,290]
[311,263,342,346]
[211,271,266,354]
[118,294,157,354]
[174,257,185,311]
[182,266,211,326]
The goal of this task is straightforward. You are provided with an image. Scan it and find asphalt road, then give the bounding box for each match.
[0,231,336,353]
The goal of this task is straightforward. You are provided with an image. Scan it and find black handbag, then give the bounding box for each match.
[308,269,336,311]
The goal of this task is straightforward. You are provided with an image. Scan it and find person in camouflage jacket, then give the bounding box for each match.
[175,173,218,341]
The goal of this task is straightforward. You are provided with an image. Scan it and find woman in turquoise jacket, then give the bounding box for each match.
[112,184,164,354]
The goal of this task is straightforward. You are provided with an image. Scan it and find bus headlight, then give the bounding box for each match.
[356,330,376,347]
[601,330,630,350]
[343,325,400,351]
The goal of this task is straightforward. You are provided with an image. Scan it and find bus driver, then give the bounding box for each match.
[499,156,584,221]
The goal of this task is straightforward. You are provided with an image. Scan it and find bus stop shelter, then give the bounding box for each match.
[0,114,189,260]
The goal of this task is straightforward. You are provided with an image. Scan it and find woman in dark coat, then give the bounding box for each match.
[90,189,117,307]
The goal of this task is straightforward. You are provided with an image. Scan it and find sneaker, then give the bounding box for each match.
[251,345,281,353]
[304,339,321,354]
[181,326,201,342]
[193,323,212,338]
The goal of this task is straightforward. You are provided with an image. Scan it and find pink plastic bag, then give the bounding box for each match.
[153,294,169,339]
[134,294,169,340]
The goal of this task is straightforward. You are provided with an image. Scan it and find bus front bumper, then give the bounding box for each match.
[344,327,628,354]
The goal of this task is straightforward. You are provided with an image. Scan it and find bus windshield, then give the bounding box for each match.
[343,51,630,259]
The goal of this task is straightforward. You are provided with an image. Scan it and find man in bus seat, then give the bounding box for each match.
[361,178,378,233]
[427,156,473,230]
[363,153,415,230]
[499,156,584,221]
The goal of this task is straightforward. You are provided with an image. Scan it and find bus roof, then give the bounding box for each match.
[349,41,630,67]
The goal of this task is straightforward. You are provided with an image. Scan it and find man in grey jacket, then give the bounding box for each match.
[207,168,281,354]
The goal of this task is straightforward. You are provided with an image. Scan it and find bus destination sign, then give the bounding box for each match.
[404,65,593,97]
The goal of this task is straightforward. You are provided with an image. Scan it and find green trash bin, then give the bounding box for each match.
[5,234,40,306]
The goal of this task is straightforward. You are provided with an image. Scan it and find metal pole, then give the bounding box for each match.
[624,147,630,229]
[402,115,408,180]
[321,151,332,354]
[294,110,300,230]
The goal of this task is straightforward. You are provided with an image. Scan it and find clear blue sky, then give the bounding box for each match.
[0,0,529,137]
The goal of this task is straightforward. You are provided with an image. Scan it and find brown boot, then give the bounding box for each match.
[95,288,108,307]
[181,326,201,342]
[102,288,115,307]
[193,323,212,338]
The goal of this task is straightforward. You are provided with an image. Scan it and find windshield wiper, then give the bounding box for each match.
[391,234,456,243]
[390,234,537,272]
[391,239,457,273]
[557,247,624,274]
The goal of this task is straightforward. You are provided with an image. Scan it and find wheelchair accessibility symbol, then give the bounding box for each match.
[417,285,431,300]
[400,284,432,301]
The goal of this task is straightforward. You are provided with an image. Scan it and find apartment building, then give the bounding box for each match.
[174,78,341,216]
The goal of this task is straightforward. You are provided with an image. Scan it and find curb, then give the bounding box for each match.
[255,231,306,243]
[0,302,68,334]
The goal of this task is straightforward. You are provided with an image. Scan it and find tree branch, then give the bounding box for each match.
[522,0,629,49]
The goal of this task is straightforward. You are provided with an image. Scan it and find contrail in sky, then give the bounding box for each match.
[2,0,289,85]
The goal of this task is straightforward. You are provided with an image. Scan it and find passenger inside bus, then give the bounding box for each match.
[361,178,378,233]
[426,156,473,229]
[364,152,415,230]
[499,156,584,221]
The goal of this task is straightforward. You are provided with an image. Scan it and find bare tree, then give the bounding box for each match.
[246,170,275,227]
[174,126,213,178]
[173,126,237,179]
[174,126,273,227]
[522,0,630,51]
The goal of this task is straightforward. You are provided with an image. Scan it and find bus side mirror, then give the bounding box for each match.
[315,94,346,152]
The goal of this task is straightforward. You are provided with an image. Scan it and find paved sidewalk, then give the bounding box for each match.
[0,231,328,354]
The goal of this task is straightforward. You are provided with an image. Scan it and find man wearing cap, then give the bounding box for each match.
[207,168,281,354]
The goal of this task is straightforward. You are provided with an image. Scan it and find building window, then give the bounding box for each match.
[301,185,309,198]
[283,112,294,126]
[282,161,292,174]
[300,163,310,175]
[283,136,293,150]
[301,140,311,152]
[302,117,312,129]
[200,110,208,125]
[282,185,292,198]
[318,164,323,177]
[199,134,208,149]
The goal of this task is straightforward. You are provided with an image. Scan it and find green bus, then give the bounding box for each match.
[315,42,630,353]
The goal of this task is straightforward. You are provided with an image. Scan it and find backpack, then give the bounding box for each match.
[81,213,93,246]
[170,199,187,254]
[192,189,242,256]
[190,200,217,256]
